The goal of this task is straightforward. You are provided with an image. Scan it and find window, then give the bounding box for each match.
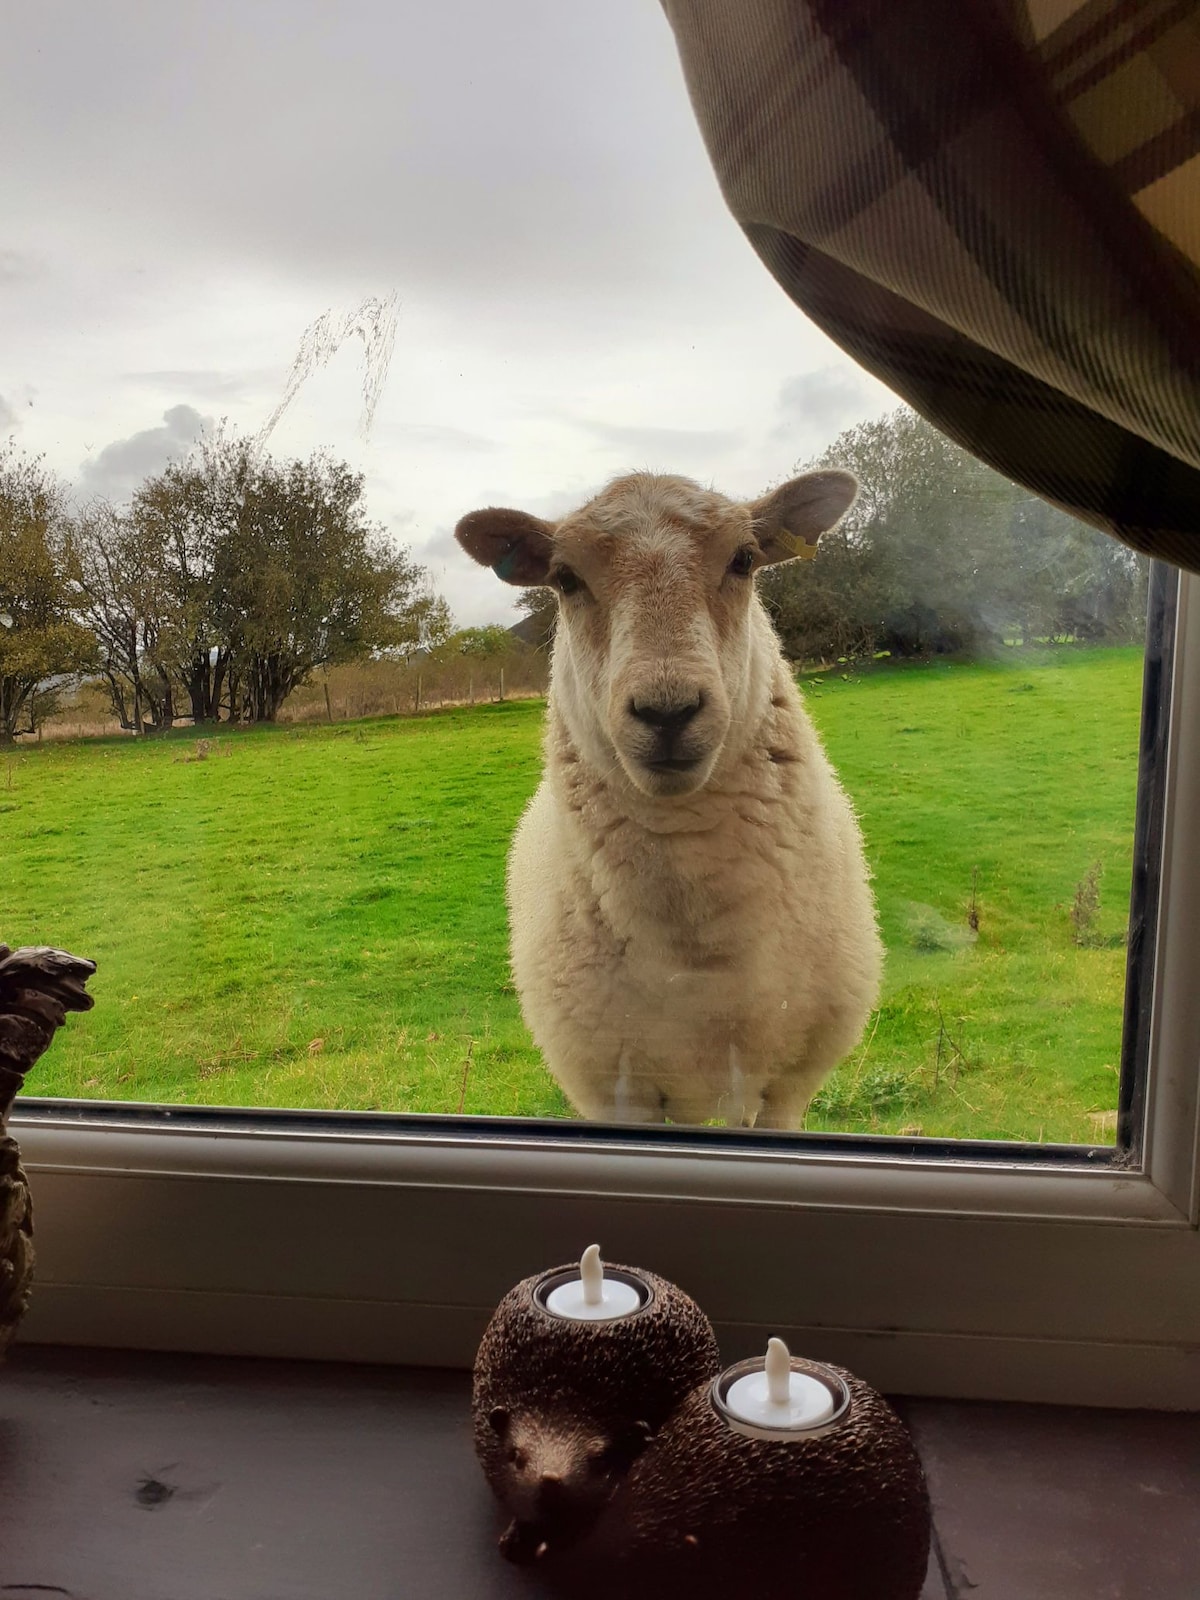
[5,2,1198,1405]
[6,514,1158,1145]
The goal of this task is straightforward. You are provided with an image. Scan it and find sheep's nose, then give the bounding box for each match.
[629,694,703,732]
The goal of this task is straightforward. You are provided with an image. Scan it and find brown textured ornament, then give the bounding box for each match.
[573,1359,931,1600]
[0,944,97,1359]
[472,1259,719,1564]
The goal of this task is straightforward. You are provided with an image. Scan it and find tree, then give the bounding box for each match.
[759,408,1148,664]
[513,587,557,651]
[1004,494,1147,646]
[207,445,445,722]
[129,434,251,725]
[93,433,453,727]
[0,447,95,743]
[760,518,890,665]
[444,624,513,659]
[71,501,179,734]
[391,589,452,663]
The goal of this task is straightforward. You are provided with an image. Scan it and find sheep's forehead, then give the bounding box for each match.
[557,473,749,570]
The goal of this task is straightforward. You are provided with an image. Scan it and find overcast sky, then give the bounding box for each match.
[2,0,895,626]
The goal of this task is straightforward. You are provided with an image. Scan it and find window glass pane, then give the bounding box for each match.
[0,1,1157,1148]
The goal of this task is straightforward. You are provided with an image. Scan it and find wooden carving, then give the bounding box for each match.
[0,944,97,1357]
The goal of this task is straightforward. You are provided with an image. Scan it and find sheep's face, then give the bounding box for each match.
[456,470,856,798]
[547,483,759,796]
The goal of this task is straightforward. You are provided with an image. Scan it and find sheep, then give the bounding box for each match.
[455,469,882,1129]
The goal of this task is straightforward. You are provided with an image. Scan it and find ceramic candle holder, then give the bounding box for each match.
[0,945,96,1360]
[472,1247,719,1564]
[579,1347,931,1600]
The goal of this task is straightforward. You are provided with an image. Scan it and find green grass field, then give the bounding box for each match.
[0,646,1144,1142]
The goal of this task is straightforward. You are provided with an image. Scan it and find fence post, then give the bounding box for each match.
[499,667,505,702]
[323,683,333,723]
[415,675,423,713]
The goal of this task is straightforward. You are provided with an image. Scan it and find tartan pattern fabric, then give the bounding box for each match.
[661,0,1200,570]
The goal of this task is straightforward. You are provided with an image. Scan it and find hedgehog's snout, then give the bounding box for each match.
[537,1470,568,1516]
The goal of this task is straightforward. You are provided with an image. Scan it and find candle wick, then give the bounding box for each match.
[580,1243,604,1306]
[765,1336,792,1406]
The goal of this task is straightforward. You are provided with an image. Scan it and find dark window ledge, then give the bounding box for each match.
[0,1346,1196,1599]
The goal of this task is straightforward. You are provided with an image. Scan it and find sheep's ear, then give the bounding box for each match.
[455,508,556,586]
[747,470,857,566]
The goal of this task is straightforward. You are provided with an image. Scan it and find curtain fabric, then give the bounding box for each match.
[661,0,1200,570]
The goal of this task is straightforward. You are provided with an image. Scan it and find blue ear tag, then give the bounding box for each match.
[493,548,519,581]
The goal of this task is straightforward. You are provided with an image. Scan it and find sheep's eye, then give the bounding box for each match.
[727,547,756,577]
[552,566,584,596]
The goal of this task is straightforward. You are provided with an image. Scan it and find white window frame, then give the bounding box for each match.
[12,569,1200,1408]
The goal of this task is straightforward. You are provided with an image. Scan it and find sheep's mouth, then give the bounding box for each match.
[644,756,702,774]
[630,752,715,796]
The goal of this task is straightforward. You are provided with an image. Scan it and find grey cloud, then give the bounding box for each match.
[420,524,469,566]
[362,486,416,535]
[774,367,874,447]
[122,369,268,402]
[361,490,419,549]
[79,404,210,502]
[1,2,720,307]
[521,485,597,520]
[0,249,46,285]
[572,419,742,466]
[398,423,499,455]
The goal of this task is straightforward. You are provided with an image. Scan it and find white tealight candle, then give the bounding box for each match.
[544,1244,643,1321]
[723,1338,837,1430]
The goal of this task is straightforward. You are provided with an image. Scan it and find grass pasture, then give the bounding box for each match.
[0,646,1145,1143]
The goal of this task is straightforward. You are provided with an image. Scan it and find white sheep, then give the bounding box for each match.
[456,470,882,1129]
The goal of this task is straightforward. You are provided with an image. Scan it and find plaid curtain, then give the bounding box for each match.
[661,0,1200,571]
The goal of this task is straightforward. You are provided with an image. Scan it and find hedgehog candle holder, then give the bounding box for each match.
[473,1253,931,1600]
[471,1244,720,1564]
[590,1335,932,1600]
